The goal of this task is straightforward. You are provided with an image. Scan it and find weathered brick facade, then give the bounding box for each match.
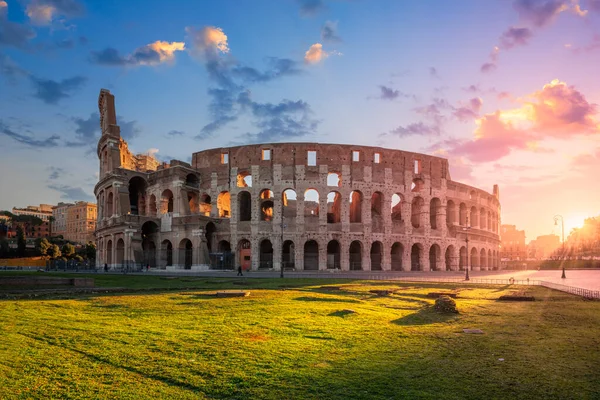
[95,89,502,271]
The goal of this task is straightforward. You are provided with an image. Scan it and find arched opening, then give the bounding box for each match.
[429,244,441,271]
[116,238,125,267]
[185,173,199,188]
[304,240,319,270]
[349,191,362,223]
[259,239,273,269]
[161,240,173,268]
[106,192,114,218]
[327,191,342,223]
[471,247,479,270]
[488,249,493,270]
[282,240,295,270]
[411,197,424,228]
[304,189,320,225]
[327,172,341,187]
[205,222,216,253]
[149,194,157,216]
[200,194,212,216]
[391,242,403,271]
[282,189,297,220]
[260,189,274,222]
[128,177,147,216]
[179,239,193,269]
[411,178,424,192]
[446,200,456,226]
[218,240,231,252]
[238,239,251,270]
[459,203,467,226]
[430,198,442,230]
[480,248,487,270]
[459,246,467,270]
[237,171,252,188]
[391,194,403,232]
[470,206,479,228]
[141,220,159,239]
[106,240,113,265]
[445,245,455,271]
[187,192,199,214]
[480,207,487,230]
[370,241,383,271]
[142,240,156,268]
[411,243,423,271]
[371,192,383,233]
[217,191,231,218]
[161,189,174,214]
[349,241,362,270]
[238,191,252,221]
[327,240,341,269]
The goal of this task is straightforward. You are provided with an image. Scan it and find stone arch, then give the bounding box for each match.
[429,243,441,271]
[411,178,424,192]
[238,239,251,270]
[161,189,174,214]
[282,189,297,220]
[237,170,252,188]
[179,238,193,269]
[218,240,231,252]
[411,243,423,271]
[327,172,341,187]
[259,239,273,269]
[391,194,403,223]
[446,200,456,226]
[470,206,479,228]
[217,191,231,218]
[238,191,252,221]
[480,248,487,270]
[106,192,114,218]
[430,198,442,230]
[304,189,320,219]
[161,239,173,267]
[205,222,216,252]
[185,173,199,187]
[349,240,362,270]
[349,191,362,223]
[304,240,319,270]
[128,176,147,216]
[411,196,424,228]
[327,191,342,223]
[187,192,199,214]
[470,247,479,270]
[370,241,383,271]
[391,242,403,271]
[459,203,467,226]
[149,194,157,216]
[327,240,341,269]
[371,192,384,233]
[106,239,113,265]
[116,238,125,266]
[142,239,156,268]
[459,246,467,270]
[480,207,487,230]
[445,245,456,271]
[282,240,295,270]
[259,189,274,221]
[200,194,212,216]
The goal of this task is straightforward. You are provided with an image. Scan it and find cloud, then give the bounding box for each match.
[296,0,326,16]
[0,119,60,148]
[48,184,94,202]
[435,79,600,162]
[387,122,441,138]
[186,26,229,58]
[167,130,185,136]
[231,57,302,83]
[304,43,337,64]
[26,0,84,25]
[429,67,439,78]
[453,97,483,122]
[0,2,36,49]
[321,20,341,42]
[513,0,574,27]
[0,54,28,82]
[377,85,402,101]
[68,112,139,146]
[569,34,600,53]
[48,166,65,180]
[90,41,185,67]
[500,26,533,49]
[30,75,86,104]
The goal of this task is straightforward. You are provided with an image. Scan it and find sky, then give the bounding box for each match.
[1,0,600,242]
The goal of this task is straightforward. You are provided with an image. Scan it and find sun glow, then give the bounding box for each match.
[564,214,587,236]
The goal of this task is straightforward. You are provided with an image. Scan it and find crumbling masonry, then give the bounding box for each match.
[95,89,502,271]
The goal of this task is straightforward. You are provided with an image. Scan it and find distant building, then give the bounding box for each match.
[500,224,527,261]
[11,204,53,221]
[528,234,561,260]
[8,220,50,240]
[65,202,97,244]
[52,202,73,237]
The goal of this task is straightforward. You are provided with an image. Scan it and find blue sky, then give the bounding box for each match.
[2,0,600,241]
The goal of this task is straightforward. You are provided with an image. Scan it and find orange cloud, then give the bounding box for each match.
[186,26,229,57]
[141,41,185,64]
[26,3,55,24]
[304,43,327,64]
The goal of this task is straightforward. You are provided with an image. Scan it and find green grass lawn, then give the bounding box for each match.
[0,275,599,399]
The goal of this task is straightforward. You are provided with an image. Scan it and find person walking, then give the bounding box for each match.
[104,263,108,273]
[237,265,243,276]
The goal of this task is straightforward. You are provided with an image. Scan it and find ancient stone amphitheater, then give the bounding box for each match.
[95,89,501,272]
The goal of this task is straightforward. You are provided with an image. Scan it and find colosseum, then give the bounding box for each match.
[95,89,502,272]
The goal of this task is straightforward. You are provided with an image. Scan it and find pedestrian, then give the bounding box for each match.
[104,263,108,273]
[237,265,243,276]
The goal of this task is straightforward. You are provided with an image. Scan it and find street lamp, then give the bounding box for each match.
[463,216,471,281]
[280,198,285,279]
[554,215,565,279]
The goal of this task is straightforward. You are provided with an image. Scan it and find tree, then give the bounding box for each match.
[48,216,55,238]
[37,238,51,257]
[48,244,61,259]
[62,243,75,258]
[0,238,10,258]
[84,242,96,260]
[16,226,26,257]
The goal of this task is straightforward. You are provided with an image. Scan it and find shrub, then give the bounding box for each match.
[434,295,458,314]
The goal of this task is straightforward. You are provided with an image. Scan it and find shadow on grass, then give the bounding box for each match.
[294,296,362,304]
[391,306,459,326]
[328,309,357,317]
[304,335,336,340]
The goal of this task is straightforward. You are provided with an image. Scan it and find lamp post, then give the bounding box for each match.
[463,216,471,281]
[280,198,285,279]
[554,215,565,279]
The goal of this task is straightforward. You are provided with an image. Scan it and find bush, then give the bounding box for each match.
[434,295,458,314]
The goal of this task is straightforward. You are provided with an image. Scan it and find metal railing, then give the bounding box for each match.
[539,281,600,299]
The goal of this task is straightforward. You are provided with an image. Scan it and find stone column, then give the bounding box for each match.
[382,242,391,271]
[251,238,259,271]
[340,241,349,271]
[402,244,411,272]
[318,239,327,271]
